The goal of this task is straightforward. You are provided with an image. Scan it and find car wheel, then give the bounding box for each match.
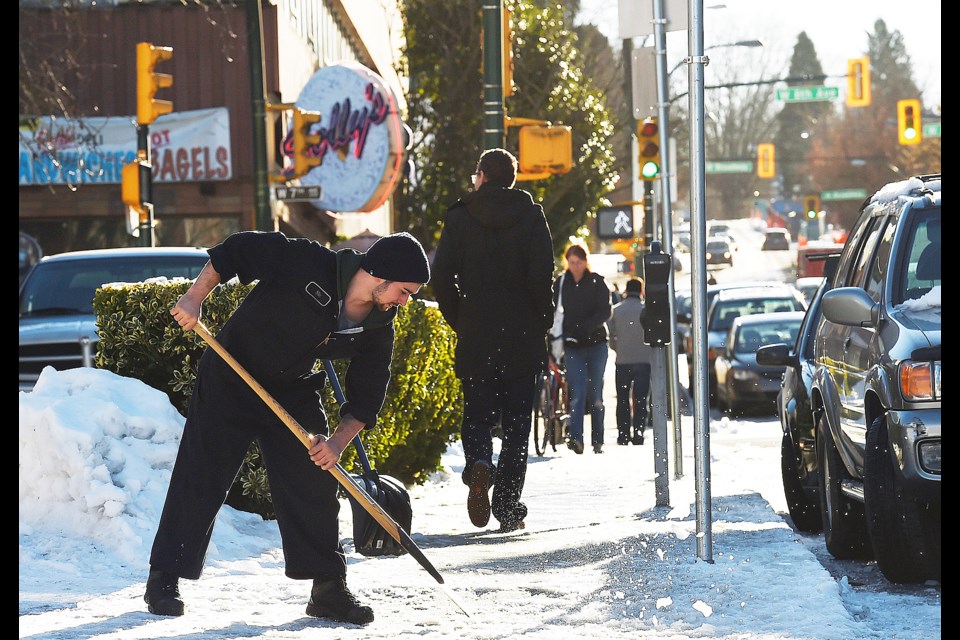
[781,433,822,533]
[863,415,940,583]
[816,412,872,559]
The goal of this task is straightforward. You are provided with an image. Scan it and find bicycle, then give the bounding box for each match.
[532,353,569,456]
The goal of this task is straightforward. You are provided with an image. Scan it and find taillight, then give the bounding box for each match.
[900,361,940,401]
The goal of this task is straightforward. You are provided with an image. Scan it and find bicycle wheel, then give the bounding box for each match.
[532,374,553,456]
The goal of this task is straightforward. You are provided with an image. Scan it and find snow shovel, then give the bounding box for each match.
[190,321,469,615]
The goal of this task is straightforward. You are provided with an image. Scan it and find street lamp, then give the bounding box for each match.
[668,40,764,78]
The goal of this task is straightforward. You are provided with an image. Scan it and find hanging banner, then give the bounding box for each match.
[18,107,232,186]
[291,61,406,213]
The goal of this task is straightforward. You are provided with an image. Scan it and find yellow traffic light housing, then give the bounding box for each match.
[757,143,776,178]
[136,42,174,125]
[121,160,147,214]
[637,117,661,180]
[897,99,922,145]
[803,194,821,219]
[292,108,322,178]
[846,57,872,107]
[518,125,572,174]
[502,6,515,98]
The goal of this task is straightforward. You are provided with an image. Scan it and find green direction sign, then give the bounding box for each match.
[922,122,941,138]
[776,86,839,102]
[706,161,753,174]
[821,188,868,202]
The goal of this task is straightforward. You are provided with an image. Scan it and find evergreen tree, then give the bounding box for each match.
[774,32,830,199]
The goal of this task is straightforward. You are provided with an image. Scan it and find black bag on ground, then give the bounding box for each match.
[348,459,412,557]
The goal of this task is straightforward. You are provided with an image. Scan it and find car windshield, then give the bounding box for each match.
[19,256,207,316]
[707,240,728,251]
[735,320,802,353]
[896,207,941,305]
[710,297,803,331]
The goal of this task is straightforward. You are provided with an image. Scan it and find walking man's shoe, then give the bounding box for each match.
[567,439,584,454]
[467,460,492,527]
[498,519,526,533]
[632,431,644,445]
[306,575,375,625]
[144,569,185,616]
[593,444,603,454]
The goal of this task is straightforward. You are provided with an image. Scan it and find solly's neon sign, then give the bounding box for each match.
[283,83,388,168]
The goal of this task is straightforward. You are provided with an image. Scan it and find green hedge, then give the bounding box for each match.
[93,279,462,519]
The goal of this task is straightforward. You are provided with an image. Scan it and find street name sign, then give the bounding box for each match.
[922,122,941,138]
[706,161,753,174]
[821,188,868,201]
[273,185,323,201]
[776,86,839,102]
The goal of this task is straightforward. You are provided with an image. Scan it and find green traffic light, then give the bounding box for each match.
[640,161,660,179]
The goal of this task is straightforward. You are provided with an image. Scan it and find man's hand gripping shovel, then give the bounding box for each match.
[190,321,469,617]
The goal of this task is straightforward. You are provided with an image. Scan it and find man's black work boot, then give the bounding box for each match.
[306,575,375,625]
[144,569,185,616]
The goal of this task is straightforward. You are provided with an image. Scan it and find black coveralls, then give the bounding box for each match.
[432,183,554,527]
[150,231,395,581]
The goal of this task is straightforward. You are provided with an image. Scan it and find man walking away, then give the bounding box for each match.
[606,277,653,445]
[432,148,555,533]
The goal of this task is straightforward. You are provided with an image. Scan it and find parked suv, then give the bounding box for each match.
[811,174,940,583]
[19,247,210,391]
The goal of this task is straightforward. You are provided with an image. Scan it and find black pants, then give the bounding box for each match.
[614,362,651,439]
[460,373,536,526]
[149,359,344,581]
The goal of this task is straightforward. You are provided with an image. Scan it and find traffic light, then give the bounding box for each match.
[846,57,871,107]
[136,42,173,125]
[641,241,673,346]
[637,117,661,180]
[897,99,922,145]
[121,160,146,214]
[502,6,515,97]
[803,194,821,219]
[757,143,775,178]
[292,108,322,178]
[518,125,573,174]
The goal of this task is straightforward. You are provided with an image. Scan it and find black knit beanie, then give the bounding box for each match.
[360,232,431,284]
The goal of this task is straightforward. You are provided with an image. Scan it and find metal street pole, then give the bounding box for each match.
[481,0,505,150]
[651,0,684,480]
[686,0,713,564]
[246,0,273,231]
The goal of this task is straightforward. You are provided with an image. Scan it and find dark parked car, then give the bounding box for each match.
[810,173,940,583]
[686,283,806,401]
[714,311,804,416]
[19,247,210,391]
[757,257,839,533]
[762,228,791,251]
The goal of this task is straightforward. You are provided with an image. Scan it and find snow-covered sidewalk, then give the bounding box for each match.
[20,365,940,639]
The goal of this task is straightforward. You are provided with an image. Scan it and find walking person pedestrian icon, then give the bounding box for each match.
[613,209,632,235]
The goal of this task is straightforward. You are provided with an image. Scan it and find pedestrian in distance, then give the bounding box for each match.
[432,148,555,534]
[606,277,654,445]
[146,230,431,626]
[556,242,612,455]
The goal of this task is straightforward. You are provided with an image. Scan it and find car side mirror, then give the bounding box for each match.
[821,287,878,328]
[756,343,796,367]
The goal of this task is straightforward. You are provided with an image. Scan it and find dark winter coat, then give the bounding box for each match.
[432,183,555,379]
[206,231,395,427]
[554,270,612,348]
